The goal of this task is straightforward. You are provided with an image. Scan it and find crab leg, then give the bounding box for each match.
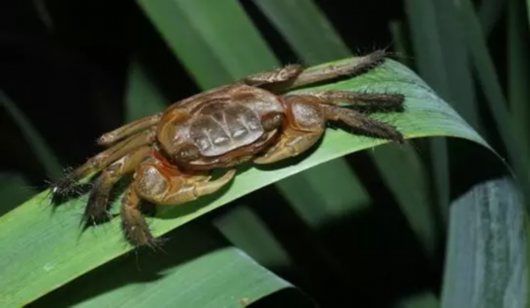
[254,95,325,164]
[289,50,387,89]
[83,145,151,224]
[120,186,154,247]
[253,128,323,164]
[242,50,388,93]
[254,90,404,164]
[121,153,236,246]
[301,90,405,110]
[51,128,156,195]
[241,64,304,87]
[97,112,162,146]
[324,105,404,142]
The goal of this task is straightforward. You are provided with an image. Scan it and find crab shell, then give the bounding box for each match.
[156,84,288,170]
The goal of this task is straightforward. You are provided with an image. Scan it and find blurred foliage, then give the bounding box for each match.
[0,0,528,307]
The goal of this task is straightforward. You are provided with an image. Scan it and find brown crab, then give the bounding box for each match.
[51,50,406,247]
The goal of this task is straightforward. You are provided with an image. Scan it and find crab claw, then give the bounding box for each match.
[254,130,323,164]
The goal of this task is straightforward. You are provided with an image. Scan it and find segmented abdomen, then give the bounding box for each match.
[189,102,263,157]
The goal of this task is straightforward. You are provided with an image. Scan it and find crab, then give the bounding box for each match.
[50,50,406,248]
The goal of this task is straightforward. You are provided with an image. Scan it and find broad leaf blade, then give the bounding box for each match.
[0,58,495,306]
[29,224,311,307]
[441,177,528,308]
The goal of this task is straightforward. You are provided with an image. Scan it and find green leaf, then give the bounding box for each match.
[0,57,496,306]
[213,206,294,268]
[404,0,479,128]
[124,55,168,122]
[404,0,477,230]
[250,0,369,230]
[398,292,440,308]
[254,2,438,262]
[251,0,350,63]
[478,0,506,35]
[0,91,62,180]
[440,177,528,308]
[508,0,530,167]
[137,0,278,88]
[0,173,36,216]
[453,0,530,209]
[29,224,312,307]
[527,0,530,29]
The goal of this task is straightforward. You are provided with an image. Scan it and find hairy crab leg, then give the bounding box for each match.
[51,128,156,195]
[97,112,162,146]
[121,153,236,247]
[254,89,404,164]
[240,50,388,93]
[304,90,405,142]
[120,186,155,247]
[323,104,404,142]
[289,50,387,89]
[241,64,304,87]
[83,145,151,224]
[298,90,405,110]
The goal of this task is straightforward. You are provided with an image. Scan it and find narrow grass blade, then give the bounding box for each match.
[441,177,528,308]
[370,144,437,255]
[526,0,530,29]
[254,0,436,260]
[29,224,312,307]
[478,0,506,35]
[137,0,279,87]
[508,0,530,165]
[404,0,479,230]
[124,56,168,122]
[251,0,369,229]
[255,0,439,258]
[0,91,62,180]
[213,206,294,268]
[0,58,497,306]
[251,0,350,63]
[389,19,413,67]
[398,292,440,308]
[454,0,530,208]
[405,0,479,128]
[0,173,36,216]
